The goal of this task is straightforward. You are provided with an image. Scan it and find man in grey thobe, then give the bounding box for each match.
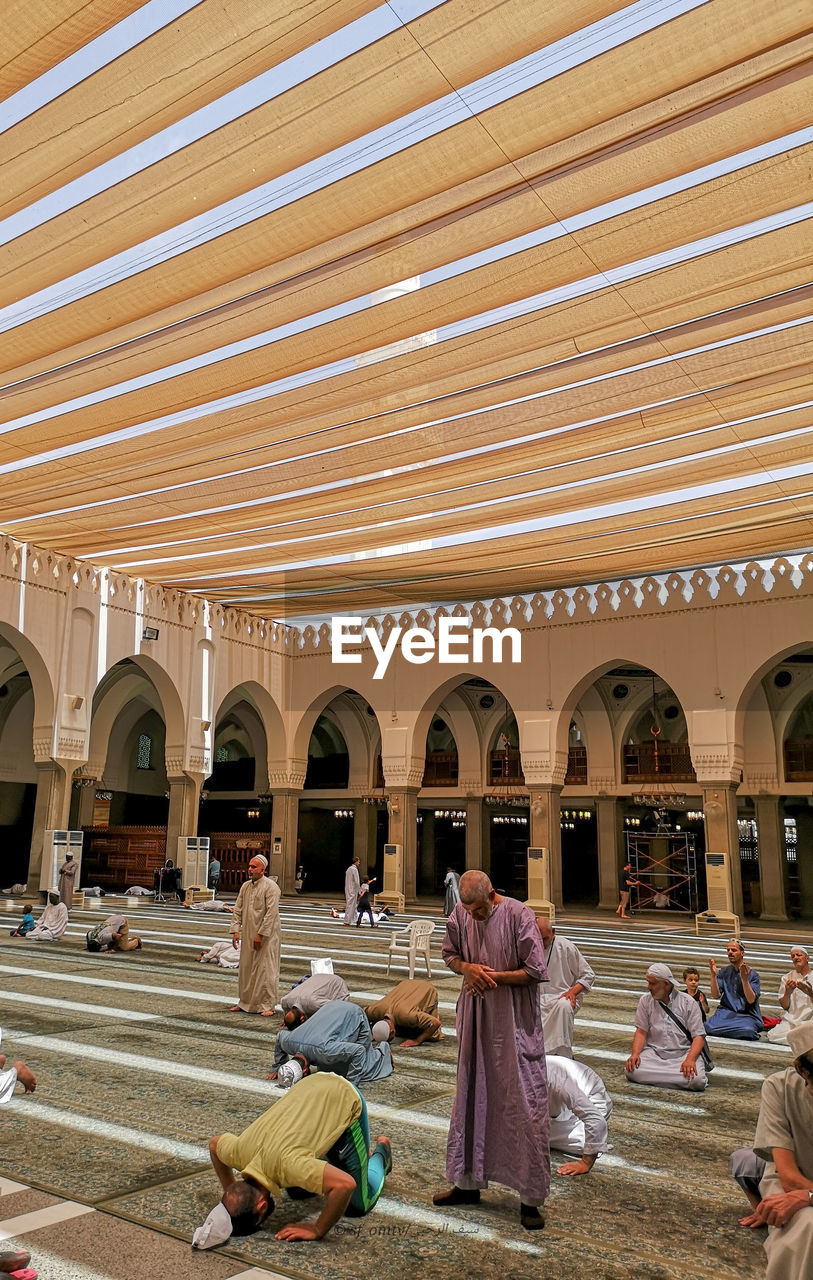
[536,918,595,1057]
[731,1022,813,1280]
[280,973,350,1026]
[270,1000,393,1085]
[625,963,707,1091]
[231,855,281,1015]
[434,870,549,1231]
[344,858,360,927]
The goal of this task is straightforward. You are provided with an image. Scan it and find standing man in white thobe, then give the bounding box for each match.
[231,854,281,1015]
[731,1022,813,1280]
[625,963,708,1091]
[546,1055,612,1175]
[344,857,360,927]
[536,918,595,1057]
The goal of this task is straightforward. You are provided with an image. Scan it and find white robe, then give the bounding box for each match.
[0,1029,18,1105]
[625,989,707,1091]
[546,1055,612,1156]
[200,940,240,968]
[766,968,813,1044]
[539,933,595,1057]
[27,902,69,940]
[190,899,232,912]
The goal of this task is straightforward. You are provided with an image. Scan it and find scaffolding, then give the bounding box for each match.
[626,830,698,913]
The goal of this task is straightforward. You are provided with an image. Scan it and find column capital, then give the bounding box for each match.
[268,758,307,789]
[382,756,425,789]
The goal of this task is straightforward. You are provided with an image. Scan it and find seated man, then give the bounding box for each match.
[364,978,443,1047]
[0,1028,36,1105]
[87,914,142,952]
[706,939,762,1040]
[547,1055,612,1176]
[280,973,350,1027]
[625,963,708,1091]
[199,939,240,968]
[196,1072,391,1247]
[730,1023,813,1279]
[536,918,595,1057]
[27,892,68,940]
[183,898,234,912]
[269,1000,393,1085]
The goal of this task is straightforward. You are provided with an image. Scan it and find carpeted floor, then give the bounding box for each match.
[0,896,804,1280]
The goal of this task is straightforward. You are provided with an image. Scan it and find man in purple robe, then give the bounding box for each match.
[433,870,550,1230]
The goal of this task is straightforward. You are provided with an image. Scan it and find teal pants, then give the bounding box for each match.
[327,1090,389,1216]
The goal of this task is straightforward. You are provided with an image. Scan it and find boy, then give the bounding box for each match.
[683,967,710,1021]
[9,903,35,937]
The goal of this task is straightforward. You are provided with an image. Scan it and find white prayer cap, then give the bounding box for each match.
[278,1059,304,1089]
[252,854,268,869]
[372,1019,391,1043]
[787,1023,813,1059]
[646,963,679,986]
[790,944,810,956]
[192,1201,232,1250]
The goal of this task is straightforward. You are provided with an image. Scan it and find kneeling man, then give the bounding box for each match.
[197,1072,391,1247]
[280,973,350,1027]
[364,978,443,1047]
[270,1000,393,1085]
[625,963,708,1091]
[547,1055,612,1176]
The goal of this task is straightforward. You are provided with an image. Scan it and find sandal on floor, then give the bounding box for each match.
[0,1254,30,1275]
[9,1269,37,1280]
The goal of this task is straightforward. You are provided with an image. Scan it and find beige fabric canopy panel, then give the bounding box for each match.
[0,0,810,617]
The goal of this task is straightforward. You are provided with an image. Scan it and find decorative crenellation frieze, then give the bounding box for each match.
[292,553,813,652]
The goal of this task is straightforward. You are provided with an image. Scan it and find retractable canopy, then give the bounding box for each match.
[1,0,811,617]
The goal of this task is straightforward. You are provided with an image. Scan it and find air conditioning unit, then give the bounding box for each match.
[39,830,83,893]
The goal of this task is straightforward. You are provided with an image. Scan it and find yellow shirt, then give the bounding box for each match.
[216,1073,362,1197]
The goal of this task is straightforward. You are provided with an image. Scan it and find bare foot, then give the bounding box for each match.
[230,1004,245,1012]
[14,1062,36,1094]
[0,1054,6,1070]
[267,1071,278,1081]
[260,1010,275,1017]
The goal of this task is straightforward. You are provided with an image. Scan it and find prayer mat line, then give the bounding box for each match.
[9,1097,206,1162]
[0,1199,94,1243]
[0,1178,27,1197]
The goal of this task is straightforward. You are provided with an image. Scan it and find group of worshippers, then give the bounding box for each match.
[194,969,443,1248]
[9,892,68,941]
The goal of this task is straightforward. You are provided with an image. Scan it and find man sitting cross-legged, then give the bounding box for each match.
[364,978,443,1047]
[195,1072,392,1247]
[625,963,708,1091]
[269,1000,393,1086]
[730,1022,813,1280]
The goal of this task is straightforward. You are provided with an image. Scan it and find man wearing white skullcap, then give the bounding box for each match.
[767,946,813,1045]
[730,1021,813,1279]
[195,1073,392,1247]
[624,963,708,1091]
[230,853,281,1015]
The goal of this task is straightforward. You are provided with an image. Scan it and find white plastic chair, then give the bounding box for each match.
[386,919,435,979]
